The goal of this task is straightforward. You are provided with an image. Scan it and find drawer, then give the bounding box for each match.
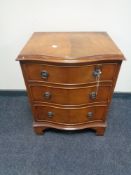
[24,63,117,84]
[30,84,112,105]
[33,105,107,124]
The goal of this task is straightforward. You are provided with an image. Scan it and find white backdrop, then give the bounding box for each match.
[0,0,131,91]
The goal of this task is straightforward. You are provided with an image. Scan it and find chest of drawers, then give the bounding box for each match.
[16,32,125,135]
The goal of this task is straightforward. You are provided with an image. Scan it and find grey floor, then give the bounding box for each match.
[0,95,131,175]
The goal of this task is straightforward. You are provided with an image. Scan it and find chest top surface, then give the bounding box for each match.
[17,32,125,63]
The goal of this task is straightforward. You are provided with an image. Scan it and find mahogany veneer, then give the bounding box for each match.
[16,32,125,135]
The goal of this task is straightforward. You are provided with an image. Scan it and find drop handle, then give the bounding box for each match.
[93,68,102,77]
[90,92,97,100]
[87,112,93,118]
[43,92,51,99]
[41,70,49,79]
[47,112,54,118]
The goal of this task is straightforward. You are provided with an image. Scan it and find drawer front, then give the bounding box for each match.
[30,84,112,105]
[24,63,117,84]
[33,105,107,124]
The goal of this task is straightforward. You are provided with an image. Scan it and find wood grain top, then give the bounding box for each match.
[17,32,125,63]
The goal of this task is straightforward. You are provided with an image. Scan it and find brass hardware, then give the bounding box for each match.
[93,68,102,77]
[43,92,51,99]
[47,112,54,117]
[87,112,93,118]
[41,70,49,79]
[90,92,97,100]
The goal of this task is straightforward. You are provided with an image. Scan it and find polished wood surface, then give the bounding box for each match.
[17,32,124,135]
[16,32,125,63]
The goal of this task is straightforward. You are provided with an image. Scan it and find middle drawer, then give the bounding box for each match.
[29,84,112,105]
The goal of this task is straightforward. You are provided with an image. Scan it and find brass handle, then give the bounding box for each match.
[41,70,49,79]
[87,112,93,118]
[93,68,102,77]
[43,92,51,99]
[48,111,54,118]
[90,92,96,100]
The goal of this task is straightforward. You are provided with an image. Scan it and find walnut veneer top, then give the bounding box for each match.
[17,32,125,63]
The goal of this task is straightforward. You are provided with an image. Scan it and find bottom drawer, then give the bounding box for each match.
[33,105,107,124]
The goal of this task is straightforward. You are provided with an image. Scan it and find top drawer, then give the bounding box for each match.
[23,63,117,85]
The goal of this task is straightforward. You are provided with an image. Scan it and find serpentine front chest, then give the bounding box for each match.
[16,32,125,135]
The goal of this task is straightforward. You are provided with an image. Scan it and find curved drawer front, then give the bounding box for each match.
[25,63,117,84]
[33,105,107,124]
[30,84,112,105]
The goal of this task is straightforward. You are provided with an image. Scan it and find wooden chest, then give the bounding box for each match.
[16,32,125,135]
